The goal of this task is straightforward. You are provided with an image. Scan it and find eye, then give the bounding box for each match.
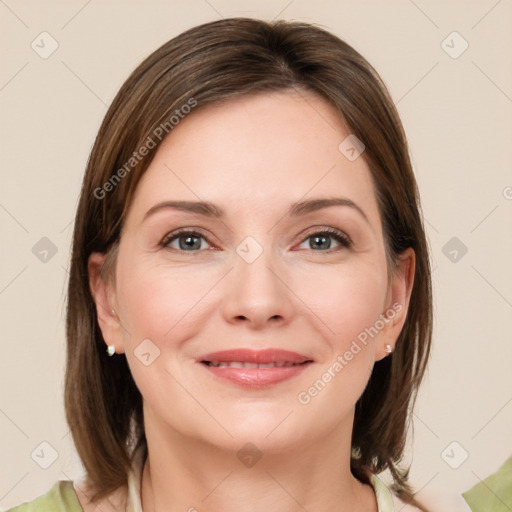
[161,227,352,253]
[161,229,213,252]
[297,228,352,252]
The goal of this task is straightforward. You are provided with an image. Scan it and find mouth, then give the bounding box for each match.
[197,348,314,388]
[202,361,308,368]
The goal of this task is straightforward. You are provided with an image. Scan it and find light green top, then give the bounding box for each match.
[6,481,83,511]
[6,473,396,511]
[463,456,512,512]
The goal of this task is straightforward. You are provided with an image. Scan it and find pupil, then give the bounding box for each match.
[312,235,330,250]
[180,235,201,250]
[176,234,333,251]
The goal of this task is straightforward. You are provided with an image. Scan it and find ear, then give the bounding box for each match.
[375,247,415,361]
[88,252,125,355]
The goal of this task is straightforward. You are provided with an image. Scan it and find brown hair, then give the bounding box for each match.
[65,17,432,509]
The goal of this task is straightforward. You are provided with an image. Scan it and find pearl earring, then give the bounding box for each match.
[384,344,393,354]
[106,345,116,356]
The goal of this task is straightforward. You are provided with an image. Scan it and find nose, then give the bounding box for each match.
[221,244,295,329]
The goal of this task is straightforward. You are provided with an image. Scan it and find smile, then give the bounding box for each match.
[203,361,305,368]
[197,349,314,388]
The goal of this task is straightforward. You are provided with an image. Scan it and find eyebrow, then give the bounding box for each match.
[143,197,370,224]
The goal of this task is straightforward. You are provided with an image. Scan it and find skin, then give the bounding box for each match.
[87,90,415,512]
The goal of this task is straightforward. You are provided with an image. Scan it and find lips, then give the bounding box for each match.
[198,348,313,365]
[197,349,313,388]
[206,361,298,368]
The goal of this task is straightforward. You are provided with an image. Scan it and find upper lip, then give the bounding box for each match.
[198,348,313,364]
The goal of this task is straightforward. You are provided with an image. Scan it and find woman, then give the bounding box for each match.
[8,17,432,512]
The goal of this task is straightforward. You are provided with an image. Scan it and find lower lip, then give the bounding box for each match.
[200,362,312,388]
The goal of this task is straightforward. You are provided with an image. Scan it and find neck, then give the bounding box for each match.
[139,410,377,512]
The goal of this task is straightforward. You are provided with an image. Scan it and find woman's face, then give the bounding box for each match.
[90,90,413,453]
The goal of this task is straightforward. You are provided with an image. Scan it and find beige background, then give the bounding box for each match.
[1,0,511,510]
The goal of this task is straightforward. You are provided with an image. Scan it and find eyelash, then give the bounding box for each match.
[160,227,352,253]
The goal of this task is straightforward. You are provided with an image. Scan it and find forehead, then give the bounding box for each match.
[126,91,380,226]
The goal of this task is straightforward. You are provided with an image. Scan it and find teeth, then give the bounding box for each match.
[207,361,299,369]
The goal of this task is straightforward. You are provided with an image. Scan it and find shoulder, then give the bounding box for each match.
[369,474,422,511]
[5,480,83,512]
[391,487,474,512]
[390,492,424,511]
[369,474,425,512]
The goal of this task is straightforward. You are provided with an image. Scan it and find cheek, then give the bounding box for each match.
[116,249,388,360]
[116,259,216,345]
[293,266,386,418]
[298,261,388,350]
[114,260,215,412]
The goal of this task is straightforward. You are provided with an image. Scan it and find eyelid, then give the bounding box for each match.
[161,225,352,252]
[296,226,352,251]
[299,226,352,244]
[160,227,215,248]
